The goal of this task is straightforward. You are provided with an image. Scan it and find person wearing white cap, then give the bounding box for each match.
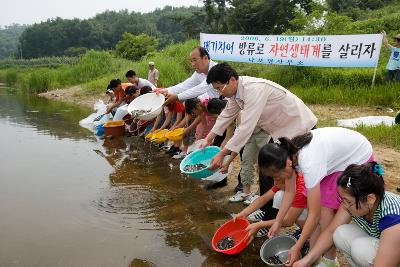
[148,61,159,87]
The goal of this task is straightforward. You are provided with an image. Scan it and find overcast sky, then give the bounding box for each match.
[1,0,203,27]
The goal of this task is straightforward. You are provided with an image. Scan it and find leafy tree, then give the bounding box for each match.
[202,0,229,33]
[0,24,27,59]
[227,0,312,34]
[115,33,158,60]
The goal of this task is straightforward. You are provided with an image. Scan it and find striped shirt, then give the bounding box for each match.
[353,192,400,238]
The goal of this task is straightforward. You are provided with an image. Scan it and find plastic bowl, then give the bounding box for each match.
[95,123,105,136]
[165,128,185,141]
[127,93,165,121]
[103,120,125,137]
[260,235,297,266]
[179,146,221,179]
[151,129,169,143]
[211,218,250,255]
[145,132,154,140]
[202,155,233,183]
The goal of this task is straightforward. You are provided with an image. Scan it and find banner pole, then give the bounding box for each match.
[371,62,378,88]
[371,33,384,88]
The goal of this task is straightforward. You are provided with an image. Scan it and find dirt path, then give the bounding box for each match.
[39,86,108,109]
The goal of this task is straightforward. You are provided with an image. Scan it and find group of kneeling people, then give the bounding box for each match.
[232,127,400,267]
[101,52,400,266]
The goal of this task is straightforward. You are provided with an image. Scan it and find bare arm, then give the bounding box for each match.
[151,113,163,132]
[105,98,123,114]
[291,185,321,252]
[158,111,173,131]
[174,114,191,129]
[220,124,235,149]
[255,207,304,230]
[382,31,393,49]
[374,224,400,267]
[219,151,238,174]
[170,112,183,130]
[268,174,296,236]
[184,115,202,135]
[236,189,276,219]
[294,206,352,267]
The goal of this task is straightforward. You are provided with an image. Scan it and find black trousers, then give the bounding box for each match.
[259,173,279,220]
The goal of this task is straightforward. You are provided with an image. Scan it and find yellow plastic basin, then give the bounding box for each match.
[151,129,169,143]
[165,128,185,141]
[145,132,154,140]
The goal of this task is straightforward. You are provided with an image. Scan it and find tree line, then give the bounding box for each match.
[2,0,399,59]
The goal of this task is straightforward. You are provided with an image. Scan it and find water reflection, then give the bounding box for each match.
[0,88,267,266]
[0,89,93,141]
[97,136,267,266]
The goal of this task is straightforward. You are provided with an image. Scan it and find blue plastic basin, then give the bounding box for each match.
[179,146,221,179]
[95,123,105,136]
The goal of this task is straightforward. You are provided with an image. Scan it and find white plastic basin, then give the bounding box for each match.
[127,93,165,121]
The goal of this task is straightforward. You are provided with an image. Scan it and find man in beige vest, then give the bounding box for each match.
[201,62,317,232]
[202,62,317,169]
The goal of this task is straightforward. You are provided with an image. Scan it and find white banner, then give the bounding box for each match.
[200,33,383,68]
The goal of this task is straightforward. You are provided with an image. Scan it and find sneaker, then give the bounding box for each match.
[243,193,259,205]
[247,209,266,222]
[228,191,250,202]
[256,228,268,238]
[159,143,170,151]
[172,151,187,159]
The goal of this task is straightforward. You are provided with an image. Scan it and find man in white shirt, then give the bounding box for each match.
[162,46,220,106]
[148,61,159,86]
[125,70,156,91]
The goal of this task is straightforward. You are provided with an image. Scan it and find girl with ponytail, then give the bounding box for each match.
[295,162,400,267]
[258,127,375,266]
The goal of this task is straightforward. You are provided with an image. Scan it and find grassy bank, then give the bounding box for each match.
[1,39,399,150]
[1,39,398,107]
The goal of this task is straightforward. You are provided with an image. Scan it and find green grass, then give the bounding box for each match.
[356,124,400,150]
[0,56,78,69]
[290,84,400,108]
[2,50,135,93]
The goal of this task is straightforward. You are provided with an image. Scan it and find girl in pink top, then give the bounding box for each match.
[184,97,216,140]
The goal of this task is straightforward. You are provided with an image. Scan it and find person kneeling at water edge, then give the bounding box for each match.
[294,162,400,267]
[105,79,133,115]
[260,127,375,265]
[234,163,309,242]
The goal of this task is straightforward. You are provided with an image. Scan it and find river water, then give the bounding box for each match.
[0,88,265,267]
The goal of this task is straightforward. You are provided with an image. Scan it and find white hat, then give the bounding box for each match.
[148,61,155,65]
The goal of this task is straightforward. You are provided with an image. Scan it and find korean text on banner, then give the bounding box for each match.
[200,33,383,68]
